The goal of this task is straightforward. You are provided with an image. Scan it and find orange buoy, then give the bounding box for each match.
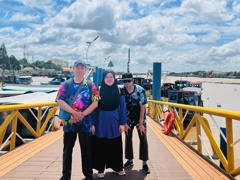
[164,111,175,135]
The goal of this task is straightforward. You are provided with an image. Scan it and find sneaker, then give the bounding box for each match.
[86,175,93,180]
[97,173,104,178]
[123,160,133,169]
[142,164,150,174]
[113,170,125,176]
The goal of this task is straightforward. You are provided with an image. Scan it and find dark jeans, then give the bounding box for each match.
[61,131,93,180]
[125,124,149,161]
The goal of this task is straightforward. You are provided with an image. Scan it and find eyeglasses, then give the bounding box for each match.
[123,80,132,83]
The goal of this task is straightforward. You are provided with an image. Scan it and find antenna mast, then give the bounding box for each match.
[23,43,29,60]
[127,48,130,72]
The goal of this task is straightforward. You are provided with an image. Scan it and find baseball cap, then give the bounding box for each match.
[122,72,133,80]
[73,60,86,68]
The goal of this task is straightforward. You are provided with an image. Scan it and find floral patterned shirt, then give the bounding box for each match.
[57,79,99,132]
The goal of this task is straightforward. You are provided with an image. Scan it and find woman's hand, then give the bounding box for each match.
[119,125,125,133]
[92,125,95,135]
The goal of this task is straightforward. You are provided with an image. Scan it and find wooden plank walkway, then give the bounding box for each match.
[0,117,234,180]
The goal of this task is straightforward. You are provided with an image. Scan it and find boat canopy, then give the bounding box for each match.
[0,92,58,105]
[2,85,59,93]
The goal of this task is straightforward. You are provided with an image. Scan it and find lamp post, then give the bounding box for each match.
[102,56,110,68]
[86,36,99,64]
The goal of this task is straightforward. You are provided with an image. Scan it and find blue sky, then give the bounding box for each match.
[0,0,240,73]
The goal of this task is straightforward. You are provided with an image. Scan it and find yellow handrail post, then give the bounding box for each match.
[226,117,234,173]
[37,107,42,136]
[196,115,202,153]
[202,116,217,156]
[39,107,57,135]
[0,127,7,147]
[10,112,18,151]
[198,115,228,169]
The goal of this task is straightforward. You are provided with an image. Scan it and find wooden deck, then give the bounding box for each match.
[0,117,234,180]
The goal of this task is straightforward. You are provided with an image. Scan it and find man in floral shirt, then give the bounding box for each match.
[57,60,99,180]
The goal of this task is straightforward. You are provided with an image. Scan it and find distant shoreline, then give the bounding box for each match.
[4,76,240,86]
[163,76,240,84]
[136,75,240,84]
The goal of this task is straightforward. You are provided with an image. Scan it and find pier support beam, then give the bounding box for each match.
[152,62,161,100]
[98,68,103,88]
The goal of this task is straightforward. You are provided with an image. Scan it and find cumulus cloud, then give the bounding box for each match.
[182,0,233,23]
[209,39,240,57]
[53,1,115,30]
[9,13,41,22]
[201,30,221,43]
[1,0,240,72]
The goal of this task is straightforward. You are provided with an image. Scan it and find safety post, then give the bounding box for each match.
[152,62,162,100]
[98,68,103,88]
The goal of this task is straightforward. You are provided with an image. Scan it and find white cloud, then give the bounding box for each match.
[209,39,240,57]
[201,30,221,43]
[1,0,240,73]
[182,0,233,23]
[14,0,54,8]
[9,13,41,22]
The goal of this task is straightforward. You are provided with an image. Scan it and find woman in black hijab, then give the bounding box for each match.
[92,69,127,178]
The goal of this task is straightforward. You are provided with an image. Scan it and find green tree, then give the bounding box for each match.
[0,44,11,68]
[19,58,29,68]
[32,60,62,71]
[9,55,21,73]
[32,60,45,69]
[0,43,10,84]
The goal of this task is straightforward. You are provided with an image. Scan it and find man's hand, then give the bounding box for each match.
[71,111,84,123]
[138,124,146,136]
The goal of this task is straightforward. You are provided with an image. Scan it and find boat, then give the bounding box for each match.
[0,91,57,105]
[189,81,203,90]
[1,85,59,93]
[40,77,66,85]
[162,80,203,122]
[0,90,32,98]
[5,75,33,84]
[161,80,203,99]
[174,80,191,90]
[161,82,175,99]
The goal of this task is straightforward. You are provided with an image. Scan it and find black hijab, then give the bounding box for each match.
[98,69,120,111]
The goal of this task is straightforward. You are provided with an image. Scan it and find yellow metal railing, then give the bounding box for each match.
[1,100,240,177]
[148,99,240,177]
[0,102,58,151]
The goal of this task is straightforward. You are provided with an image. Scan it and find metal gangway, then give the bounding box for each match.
[0,98,238,179]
